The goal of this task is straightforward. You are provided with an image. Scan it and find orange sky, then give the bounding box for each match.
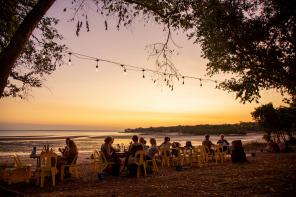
[0,1,285,130]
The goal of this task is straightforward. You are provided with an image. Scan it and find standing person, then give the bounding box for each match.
[202,134,214,153]
[217,134,230,152]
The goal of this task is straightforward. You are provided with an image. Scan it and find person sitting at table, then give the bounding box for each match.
[127,135,143,159]
[184,141,193,150]
[160,136,171,149]
[57,139,78,178]
[126,135,144,176]
[202,134,214,154]
[101,136,121,176]
[171,142,181,157]
[58,138,70,156]
[147,138,158,160]
[63,139,78,164]
[139,137,149,150]
[217,134,229,152]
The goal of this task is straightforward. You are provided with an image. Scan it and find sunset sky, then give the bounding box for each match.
[0,1,285,130]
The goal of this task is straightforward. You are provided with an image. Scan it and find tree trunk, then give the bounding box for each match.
[0,0,56,97]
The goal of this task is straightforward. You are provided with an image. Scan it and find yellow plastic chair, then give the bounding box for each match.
[182,148,193,167]
[214,145,227,164]
[199,145,213,163]
[12,154,22,167]
[134,150,147,178]
[160,148,171,168]
[171,148,184,167]
[2,155,32,184]
[191,146,202,167]
[12,154,32,168]
[99,151,115,172]
[91,150,103,173]
[61,154,79,182]
[36,152,58,187]
[145,155,159,175]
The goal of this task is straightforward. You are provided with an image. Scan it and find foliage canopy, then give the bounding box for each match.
[0,0,65,98]
[1,0,295,103]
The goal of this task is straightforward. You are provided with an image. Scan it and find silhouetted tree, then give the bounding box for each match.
[1,0,295,103]
[252,103,296,141]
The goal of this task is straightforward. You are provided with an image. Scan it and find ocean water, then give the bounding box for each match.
[0,130,265,167]
[0,130,264,159]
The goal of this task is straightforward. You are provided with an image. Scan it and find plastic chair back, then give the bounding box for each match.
[40,152,57,170]
[135,150,146,166]
[160,148,171,167]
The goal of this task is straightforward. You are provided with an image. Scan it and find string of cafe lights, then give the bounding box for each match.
[67,51,220,91]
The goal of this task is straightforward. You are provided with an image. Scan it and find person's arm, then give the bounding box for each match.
[225,140,229,145]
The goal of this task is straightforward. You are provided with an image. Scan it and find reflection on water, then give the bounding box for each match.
[0,130,264,158]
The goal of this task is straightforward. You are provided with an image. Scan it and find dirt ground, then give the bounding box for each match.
[1,152,296,197]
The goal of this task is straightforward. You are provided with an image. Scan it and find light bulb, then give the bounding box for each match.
[68,52,72,66]
[95,59,99,71]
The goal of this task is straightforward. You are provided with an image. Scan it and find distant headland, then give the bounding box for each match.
[125,122,261,135]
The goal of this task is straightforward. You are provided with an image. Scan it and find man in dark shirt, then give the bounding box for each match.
[217,134,230,152]
[202,134,214,153]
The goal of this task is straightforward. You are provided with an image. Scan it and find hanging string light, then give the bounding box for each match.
[68,52,72,65]
[95,59,99,71]
[121,64,127,73]
[66,51,221,90]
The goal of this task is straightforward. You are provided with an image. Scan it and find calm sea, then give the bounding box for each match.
[0,130,263,159]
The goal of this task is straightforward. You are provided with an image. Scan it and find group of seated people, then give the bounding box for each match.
[99,134,229,176]
[100,135,158,176]
[54,134,229,178]
[202,134,230,153]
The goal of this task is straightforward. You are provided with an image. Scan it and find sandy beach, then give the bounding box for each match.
[1,150,296,197]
